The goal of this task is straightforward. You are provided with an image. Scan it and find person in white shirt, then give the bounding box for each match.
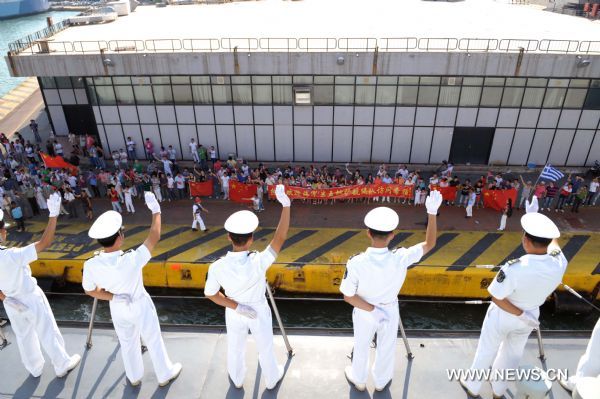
[221,172,230,200]
[0,194,81,378]
[126,137,136,160]
[112,151,120,170]
[124,186,135,213]
[53,141,64,157]
[119,149,128,168]
[174,173,186,200]
[460,197,567,399]
[63,187,77,218]
[587,177,598,206]
[189,139,199,164]
[209,146,217,165]
[191,197,208,232]
[205,185,291,390]
[83,194,182,387]
[341,191,442,392]
[167,146,177,163]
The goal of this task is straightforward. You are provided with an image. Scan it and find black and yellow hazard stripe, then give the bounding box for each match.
[12,222,600,298]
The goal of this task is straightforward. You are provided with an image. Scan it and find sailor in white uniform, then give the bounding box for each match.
[205,185,291,390]
[0,193,81,378]
[460,197,567,398]
[340,190,443,392]
[191,197,208,232]
[82,193,182,387]
[559,316,600,393]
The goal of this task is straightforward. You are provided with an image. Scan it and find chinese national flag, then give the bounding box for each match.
[39,152,78,174]
[189,181,213,197]
[482,189,517,211]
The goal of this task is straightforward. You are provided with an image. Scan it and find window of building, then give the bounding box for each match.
[459,86,481,106]
[55,77,72,89]
[438,86,460,106]
[71,77,85,88]
[171,76,189,85]
[172,85,194,104]
[313,85,334,104]
[521,87,544,107]
[293,87,312,105]
[133,85,154,105]
[355,85,376,105]
[95,86,116,105]
[484,77,504,86]
[212,84,232,104]
[375,85,397,105]
[112,77,131,85]
[564,88,587,108]
[152,85,173,104]
[192,85,212,103]
[398,76,419,85]
[40,77,56,89]
[314,76,334,84]
[418,86,439,106]
[501,87,524,107]
[584,80,600,110]
[543,88,566,108]
[293,76,313,84]
[334,85,354,104]
[480,87,503,107]
[114,85,135,105]
[252,85,272,104]
[273,85,292,104]
[232,85,252,104]
[397,86,418,105]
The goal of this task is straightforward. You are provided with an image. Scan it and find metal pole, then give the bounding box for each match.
[266,282,293,357]
[85,298,98,350]
[535,328,546,361]
[398,309,414,359]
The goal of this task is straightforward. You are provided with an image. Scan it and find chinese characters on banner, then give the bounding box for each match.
[265,184,415,200]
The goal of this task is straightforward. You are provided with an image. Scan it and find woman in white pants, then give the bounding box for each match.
[191,197,208,232]
[465,189,476,218]
[498,198,513,231]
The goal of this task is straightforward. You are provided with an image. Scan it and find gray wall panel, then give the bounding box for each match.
[194,105,214,124]
[567,130,595,166]
[235,125,256,160]
[175,106,195,124]
[395,107,415,126]
[215,125,237,158]
[430,127,453,163]
[332,126,352,162]
[156,106,176,124]
[294,126,313,161]
[547,129,575,166]
[527,129,554,165]
[274,125,293,161]
[314,106,333,125]
[371,126,393,163]
[178,125,198,161]
[489,128,514,165]
[508,129,535,165]
[352,126,372,162]
[390,127,412,163]
[119,106,139,124]
[159,125,181,159]
[314,126,333,162]
[234,106,254,125]
[411,127,433,163]
[48,106,67,135]
[255,126,275,161]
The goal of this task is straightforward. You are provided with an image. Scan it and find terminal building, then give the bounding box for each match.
[5,0,600,166]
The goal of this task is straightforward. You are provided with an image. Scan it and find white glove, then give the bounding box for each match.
[370,306,389,324]
[144,191,161,214]
[111,293,132,305]
[47,192,62,217]
[425,190,443,215]
[525,196,539,213]
[275,184,291,208]
[235,304,257,319]
[518,311,540,328]
[4,297,29,313]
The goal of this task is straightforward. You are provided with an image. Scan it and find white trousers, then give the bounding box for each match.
[192,214,206,231]
[153,187,162,202]
[498,214,507,230]
[4,286,72,376]
[192,151,199,163]
[125,198,135,213]
[109,293,177,383]
[466,204,473,217]
[569,317,600,386]
[350,303,400,388]
[223,186,229,200]
[464,304,535,396]
[225,302,281,388]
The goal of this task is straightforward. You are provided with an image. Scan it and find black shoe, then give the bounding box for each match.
[192,228,198,232]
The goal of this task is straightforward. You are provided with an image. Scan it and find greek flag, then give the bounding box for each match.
[540,164,564,182]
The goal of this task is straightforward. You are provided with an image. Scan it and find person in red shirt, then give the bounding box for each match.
[109,187,122,213]
[213,159,222,172]
[144,138,154,160]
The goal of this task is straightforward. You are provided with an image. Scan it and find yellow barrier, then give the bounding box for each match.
[31,259,599,299]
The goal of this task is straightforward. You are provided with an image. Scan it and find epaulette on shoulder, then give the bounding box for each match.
[86,250,101,261]
[549,249,562,257]
[120,249,134,256]
[392,247,402,253]
[0,246,6,250]
[348,252,363,261]
[507,258,519,266]
[248,250,258,256]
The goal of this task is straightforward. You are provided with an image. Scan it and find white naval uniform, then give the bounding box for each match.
[192,204,206,231]
[464,249,567,396]
[568,317,600,388]
[339,245,424,388]
[82,245,178,384]
[204,246,281,387]
[0,244,72,376]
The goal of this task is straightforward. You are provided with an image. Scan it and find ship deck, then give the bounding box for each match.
[0,323,590,398]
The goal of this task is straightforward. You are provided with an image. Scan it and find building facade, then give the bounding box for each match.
[38,73,600,165]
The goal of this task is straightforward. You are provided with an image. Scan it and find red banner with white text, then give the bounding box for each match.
[229,181,258,203]
[482,189,518,211]
[189,181,213,197]
[267,184,414,200]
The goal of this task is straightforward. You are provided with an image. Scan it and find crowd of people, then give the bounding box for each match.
[0,128,598,231]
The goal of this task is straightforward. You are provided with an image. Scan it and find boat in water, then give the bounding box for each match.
[0,0,49,19]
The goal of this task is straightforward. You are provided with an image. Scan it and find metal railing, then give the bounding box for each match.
[9,34,600,56]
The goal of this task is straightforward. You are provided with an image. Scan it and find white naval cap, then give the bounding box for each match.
[0,209,3,222]
[520,212,560,239]
[224,210,259,234]
[364,207,399,232]
[88,210,123,239]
